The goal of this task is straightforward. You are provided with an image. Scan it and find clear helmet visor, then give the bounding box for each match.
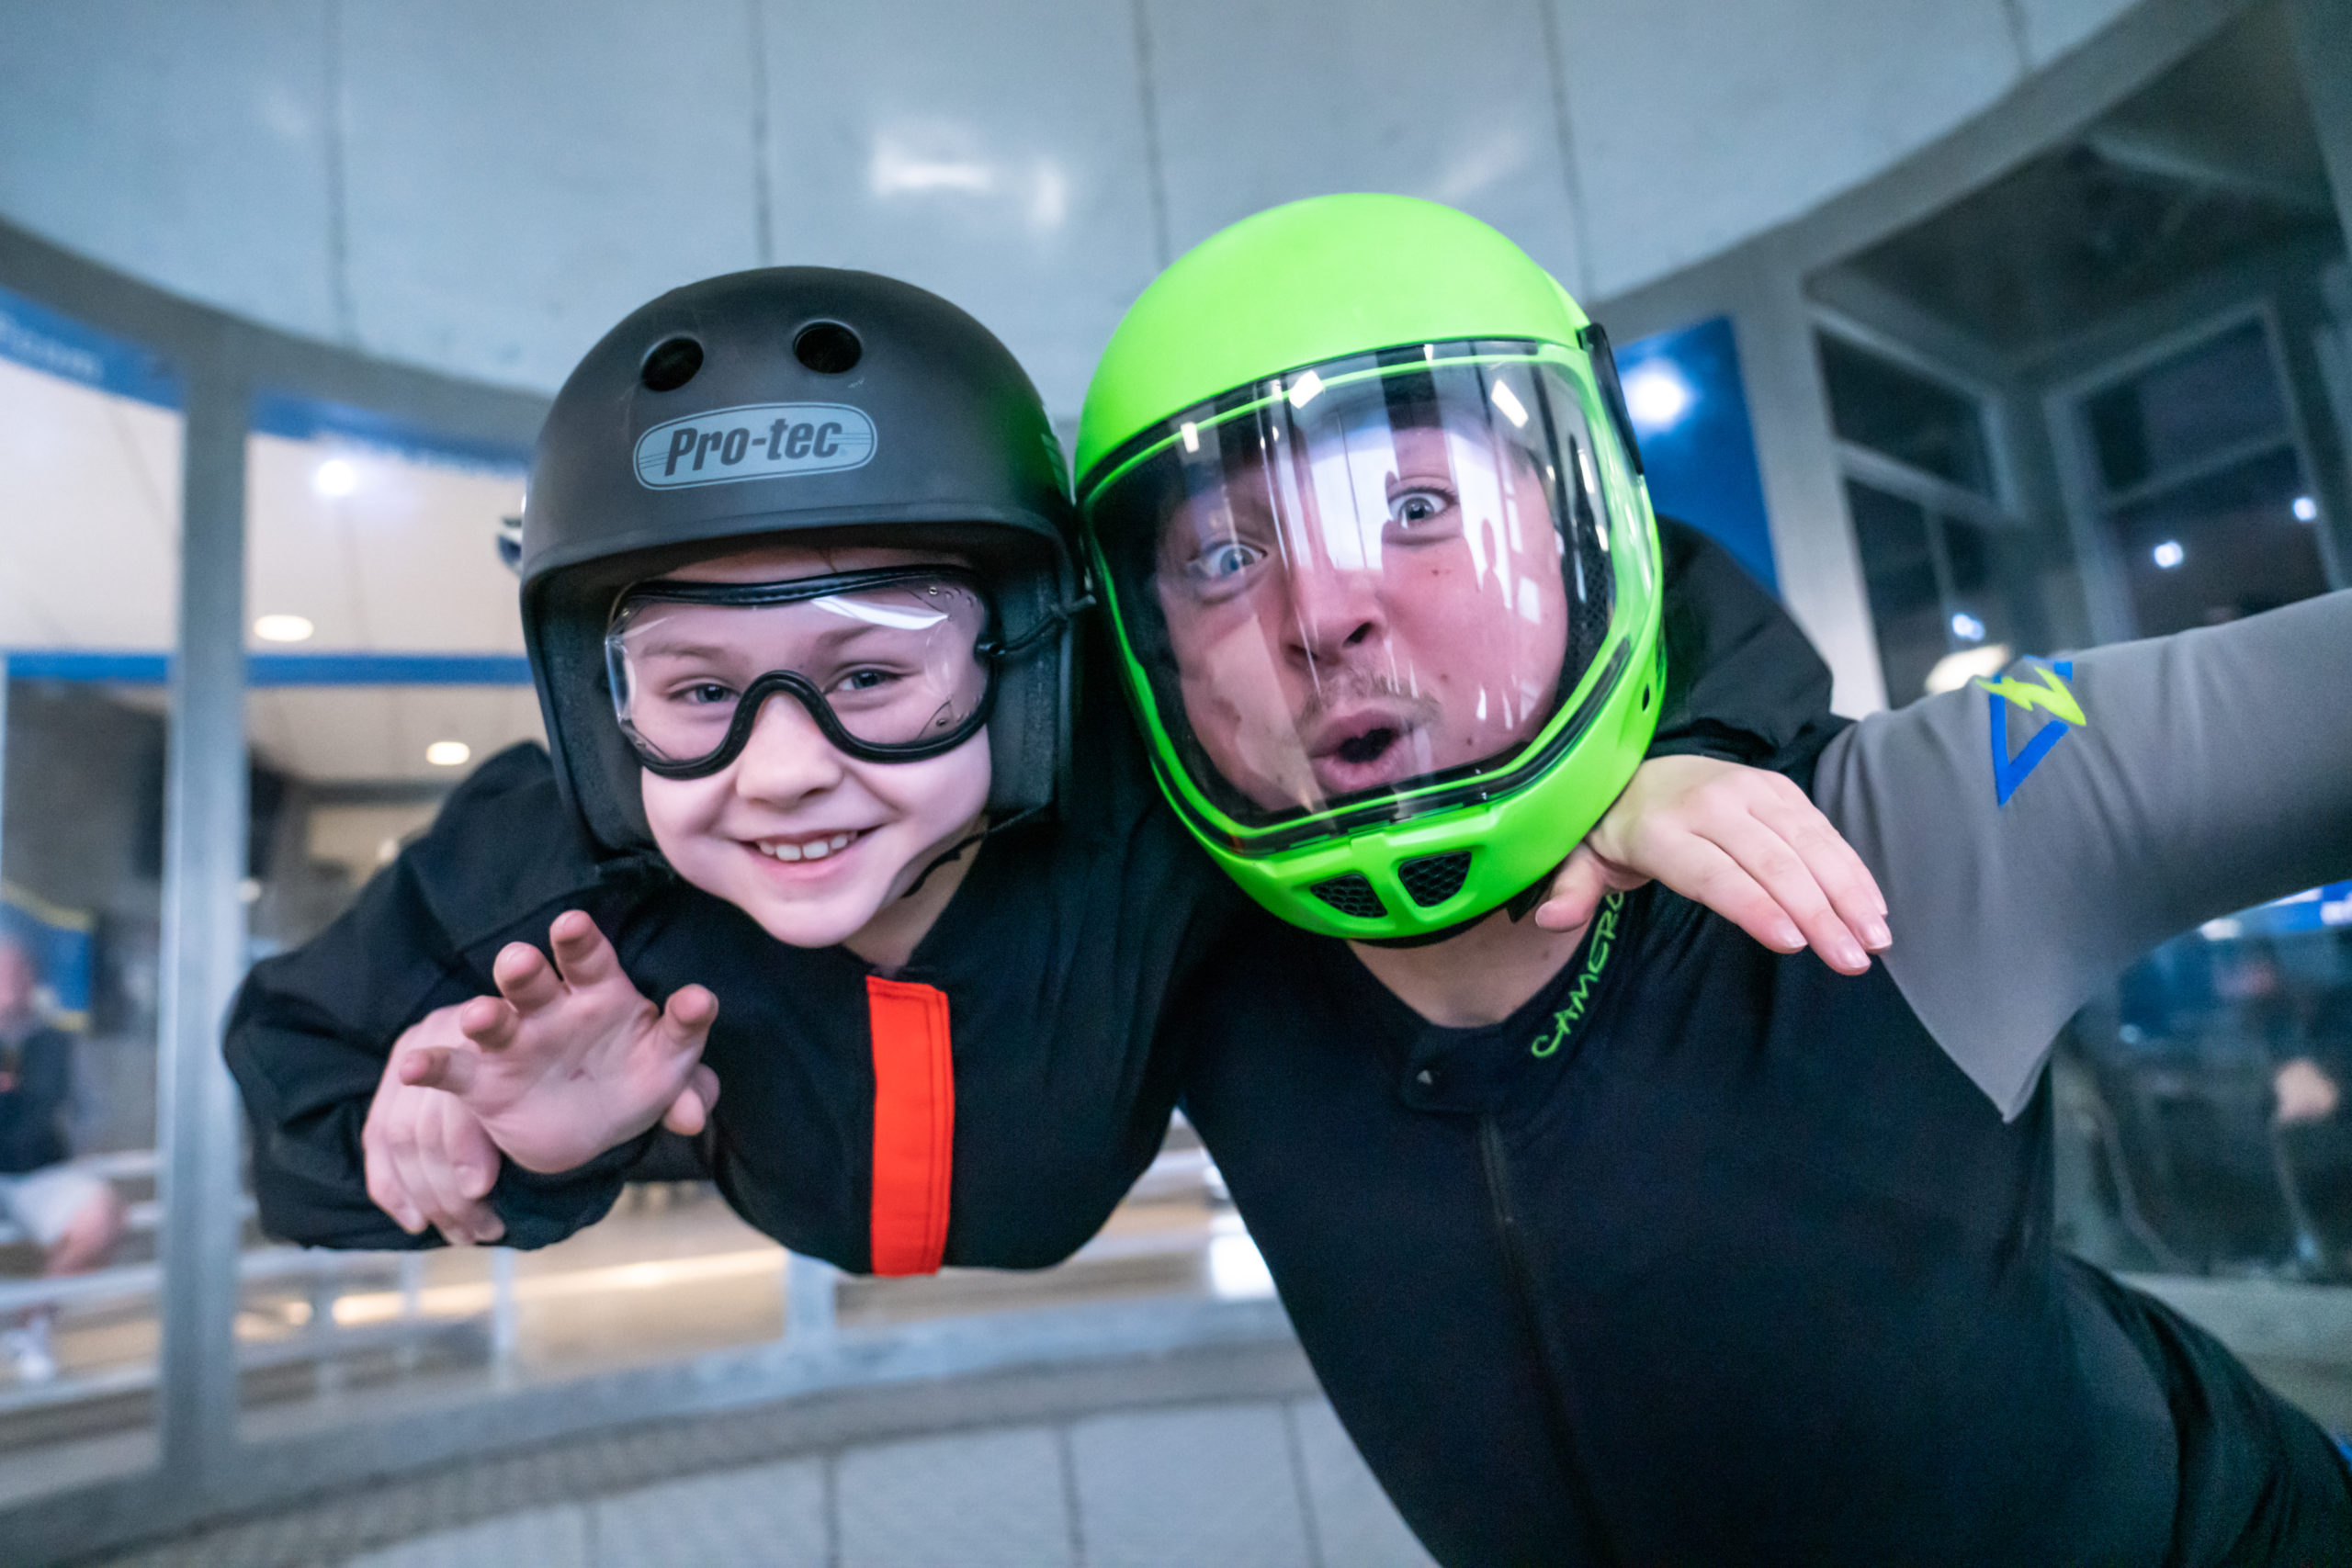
[605,570,993,774]
[1089,346,1635,831]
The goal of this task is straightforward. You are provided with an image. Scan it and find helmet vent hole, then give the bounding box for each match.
[1397,852,1473,908]
[1309,874,1387,921]
[794,321,863,375]
[640,336,704,392]
[1641,683,1652,711]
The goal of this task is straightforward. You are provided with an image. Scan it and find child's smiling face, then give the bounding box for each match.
[634,542,992,953]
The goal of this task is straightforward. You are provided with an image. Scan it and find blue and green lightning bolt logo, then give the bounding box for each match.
[1973,660,2084,806]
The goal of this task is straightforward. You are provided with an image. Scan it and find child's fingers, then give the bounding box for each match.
[362,1127,428,1235]
[397,1043,481,1097]
[1750,794,1891,952]
[1532,846,1612,932]
[492,941,566,1014]
[661,1065,723,1137]
[419,1098,503,1244]
[1645,832,1809,954]
[1703,813,1869,975]
[412,1127,487,1243]
[657,985,719,1056]
[547,910,621,990]
[458,995,521,1052]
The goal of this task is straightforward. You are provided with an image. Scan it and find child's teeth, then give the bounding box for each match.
[759,832,854,863]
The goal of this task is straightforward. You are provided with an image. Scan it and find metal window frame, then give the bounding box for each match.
[2043,299,2335,641]
[1812,306,2020,520]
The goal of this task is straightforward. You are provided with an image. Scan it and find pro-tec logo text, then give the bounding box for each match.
[634,403,876,490]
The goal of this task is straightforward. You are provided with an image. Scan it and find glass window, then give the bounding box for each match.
[1847,481,2030,704]
[2073,317,2330,639]
[1848,481,1949,705]
[239,398,572,1431]
[1819,333,1996,496]
[2063,889,2352,1282]
[2083,320,2290,494]
[2108,446,2330,637]
[0,284,180,1490]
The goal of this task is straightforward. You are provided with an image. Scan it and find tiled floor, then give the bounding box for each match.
[312,1395,1430,1568]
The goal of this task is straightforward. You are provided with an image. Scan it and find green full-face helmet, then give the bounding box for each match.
[1076,194,1665,940]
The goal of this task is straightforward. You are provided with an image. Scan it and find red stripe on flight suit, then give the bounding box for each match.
[864,976,954,1275]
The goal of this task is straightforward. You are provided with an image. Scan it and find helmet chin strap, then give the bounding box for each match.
[896,804,1050,901]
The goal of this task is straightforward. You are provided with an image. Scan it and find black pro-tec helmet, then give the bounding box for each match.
[520,268,1080,852]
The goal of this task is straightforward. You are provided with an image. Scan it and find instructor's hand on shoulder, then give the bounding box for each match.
[396,911,723,1175]
[1534,756,1891,976]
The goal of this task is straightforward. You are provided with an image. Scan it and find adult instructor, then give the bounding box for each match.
[1076,194,2352,1564]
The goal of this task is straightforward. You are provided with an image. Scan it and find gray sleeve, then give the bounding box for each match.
[1812,589,2352,1121]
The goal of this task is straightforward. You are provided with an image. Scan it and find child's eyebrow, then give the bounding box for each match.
[630,637,739,662]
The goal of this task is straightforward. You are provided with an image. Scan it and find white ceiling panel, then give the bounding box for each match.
[337,0,767,391]
[1143,0,1589,295]
[245,431,525,653]
[247,685,545,784]
[0,0,343,344]
[758,0,1163,419]
[2014,0,2141,67]
[0,357,179,649]
[1557,0,2025,297]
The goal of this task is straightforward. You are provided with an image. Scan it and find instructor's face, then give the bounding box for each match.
[1153,422,1570,812]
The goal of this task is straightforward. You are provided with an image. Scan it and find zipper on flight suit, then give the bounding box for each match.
[1479,1112,1615,1565]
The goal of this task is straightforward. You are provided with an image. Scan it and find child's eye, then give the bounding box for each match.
[1187,539,1262,583]
[680,682,737,706]
[833,668,900,694]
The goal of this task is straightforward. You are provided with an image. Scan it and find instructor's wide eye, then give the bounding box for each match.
[1388,488,1452,527]
[1187,540,1262,584]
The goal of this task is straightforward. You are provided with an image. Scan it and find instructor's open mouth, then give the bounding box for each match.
[1307,707,1424,795]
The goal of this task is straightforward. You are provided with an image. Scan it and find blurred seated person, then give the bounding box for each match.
[2273,963,2352,1271]
[0,934,125,1381]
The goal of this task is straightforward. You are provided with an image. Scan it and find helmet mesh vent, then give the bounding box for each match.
[1310,874,1387,920]
[1397,852,1473,908]
[794,321,863,375]
[640,335,703,391]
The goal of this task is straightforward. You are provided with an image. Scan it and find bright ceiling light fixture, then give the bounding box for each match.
[313,457,358,498]
[424,740,472,767]
[1949,612,1986,643]
[1620,361,1694,435]
[2153,539,2185,569]
[253,614,314,643]
[2292,495,2318,522]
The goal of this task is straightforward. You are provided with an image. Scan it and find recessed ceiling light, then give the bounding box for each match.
[2152,539,2185,570]
[2292,495,2318,522]
[424,740,472,767]
[313,457,358,498]
[253,614,314,643]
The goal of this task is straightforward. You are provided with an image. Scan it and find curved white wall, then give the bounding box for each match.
[0,0,2142,414]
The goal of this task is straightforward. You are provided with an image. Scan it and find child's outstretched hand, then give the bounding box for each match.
[365,1005,507,1243]
[1535,755,1891,976]
[395,910,722,1174]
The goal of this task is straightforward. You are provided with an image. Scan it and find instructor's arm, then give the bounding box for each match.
[1813,589,2352,1119]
